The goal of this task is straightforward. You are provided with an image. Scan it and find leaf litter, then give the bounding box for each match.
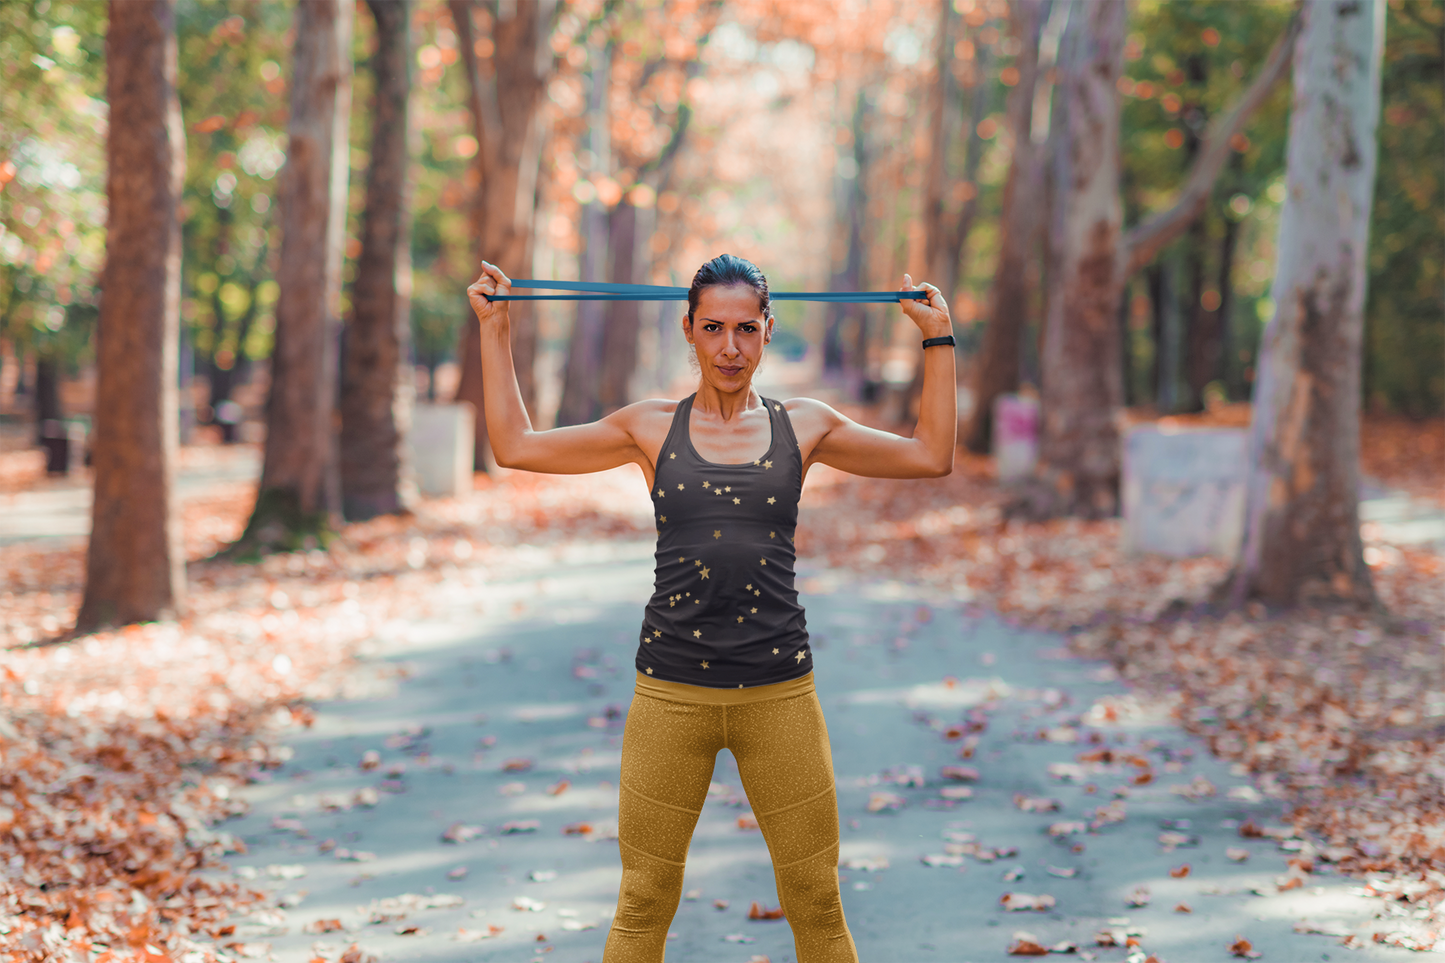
[1,419,1440,957]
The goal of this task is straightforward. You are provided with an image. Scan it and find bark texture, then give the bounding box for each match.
[597,199,640,416]
[556,44,612,428]
[923,0,990,305]
[1229,0,1384,609]
[341,0,414,521]
[823,88,871,393]
[964,0,1045,453]
[242,0,352,549]
[451,0,554,458]
[78,0,185,630]
[1029,0,1127,519]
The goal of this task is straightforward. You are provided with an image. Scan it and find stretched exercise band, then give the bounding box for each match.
[486,279,929,302]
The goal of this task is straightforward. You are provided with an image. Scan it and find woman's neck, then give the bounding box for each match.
[693,381,760,422]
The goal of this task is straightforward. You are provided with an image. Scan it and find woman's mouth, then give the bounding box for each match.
[717,365,744,377]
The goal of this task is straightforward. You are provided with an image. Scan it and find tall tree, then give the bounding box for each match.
[238,0,352,550]
[340,0,414,520]
[77,0,186,629]
[923,0,992,308]
[556,40,613,428]
[451,0,556,461]
[822,87,871,392]
[1030,0,1127,518]
[964,0,1046,453]
[1227,0,1384,609]
[1026,6,1301,515]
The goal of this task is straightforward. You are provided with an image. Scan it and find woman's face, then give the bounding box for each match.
[685,284,772,394]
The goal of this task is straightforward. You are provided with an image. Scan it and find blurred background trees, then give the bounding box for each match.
[0,0,1439,621]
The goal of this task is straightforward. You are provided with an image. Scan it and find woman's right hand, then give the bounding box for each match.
[467,261,511,329]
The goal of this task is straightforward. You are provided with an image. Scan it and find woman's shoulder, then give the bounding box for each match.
[780,396,845,424]
[607,397,684,428]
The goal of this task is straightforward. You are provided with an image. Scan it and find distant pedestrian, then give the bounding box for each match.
[467,253,956,963]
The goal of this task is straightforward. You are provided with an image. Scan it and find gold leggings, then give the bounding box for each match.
[604,672,857,963]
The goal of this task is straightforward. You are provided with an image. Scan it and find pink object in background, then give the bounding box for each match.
[992,394,1040,481]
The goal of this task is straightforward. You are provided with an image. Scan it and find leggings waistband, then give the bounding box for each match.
[634,671,815,706]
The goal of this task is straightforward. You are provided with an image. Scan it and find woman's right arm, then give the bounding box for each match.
[466,262,649,475]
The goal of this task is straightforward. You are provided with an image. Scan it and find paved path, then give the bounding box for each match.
[218,542,1412,963]
[0,447,261,546]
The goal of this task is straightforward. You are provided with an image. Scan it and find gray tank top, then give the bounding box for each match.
[635,393,811,688]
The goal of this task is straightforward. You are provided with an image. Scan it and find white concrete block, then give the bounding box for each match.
[409,403,475,498]
[1121,425,1247,558]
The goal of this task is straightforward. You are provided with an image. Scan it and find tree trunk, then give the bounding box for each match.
[77,0,185,630]
[340,0,414,521]
[598,199,641,415]
[451,0,554,459]
[1227,0,1383,610]
[823,88,870,394]
[239,0,352,552]
[923,0,961,300]
[556,44,612,428]
[32,354,62,444]
[964,0,1045,453]
[1027,0,1127,519]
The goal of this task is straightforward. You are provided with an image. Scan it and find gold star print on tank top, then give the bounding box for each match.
[635,394,811,688]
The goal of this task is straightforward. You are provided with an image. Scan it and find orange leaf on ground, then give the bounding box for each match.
[747,901,785,920]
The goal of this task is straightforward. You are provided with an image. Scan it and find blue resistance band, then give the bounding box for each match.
[487,279,929,302]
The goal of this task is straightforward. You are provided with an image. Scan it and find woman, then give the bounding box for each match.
[467,254,955,963]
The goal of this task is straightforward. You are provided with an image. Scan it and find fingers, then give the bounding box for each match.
[468,261,512,305]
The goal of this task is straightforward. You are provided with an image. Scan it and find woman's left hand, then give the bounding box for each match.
[900,275,952,338]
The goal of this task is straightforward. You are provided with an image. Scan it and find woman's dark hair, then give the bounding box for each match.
[686,253,771,322]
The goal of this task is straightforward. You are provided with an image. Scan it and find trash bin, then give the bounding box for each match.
[40,419,69,475]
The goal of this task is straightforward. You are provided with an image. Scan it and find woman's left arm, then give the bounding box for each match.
[802,276,956,479]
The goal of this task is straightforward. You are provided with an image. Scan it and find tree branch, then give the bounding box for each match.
[1121,12,1303,279]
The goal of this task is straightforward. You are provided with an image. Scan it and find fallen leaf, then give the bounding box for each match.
[442,822,484,844]
[867,791,905,813]
[500,820,540,834]
[1127,886,1151,907]
[305,919,344,934]
[1228,935,1261,958]
[737,812,760,830]
[502,758,533,772]
[1006,932,1050,956]
[1000,892,1056,912]
[547,779,571,796]
[513,896,546,912]
[747,901,785,920]
[921,853,967,868]
[940,765,981,782]
[1226,847,1250,862]
[1169,864,1191,878]
[1175,902,1192,913]
[714,899,730,910]
[1014,794,1061,813]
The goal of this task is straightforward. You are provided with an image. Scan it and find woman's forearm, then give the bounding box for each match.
[913,339,958,475]
[476,317,535,467]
